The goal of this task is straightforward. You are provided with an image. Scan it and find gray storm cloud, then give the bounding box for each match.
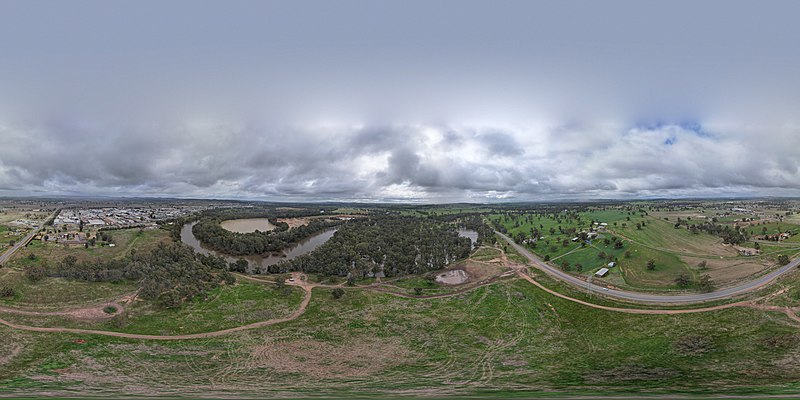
[0,0,799,201]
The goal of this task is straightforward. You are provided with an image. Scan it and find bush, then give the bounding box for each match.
[0,287,14,298]
[674,273,691,288]
[673,335,714,356]
[778,254,791,266]
[413,287,423,296]
[331,287,345,299]
[103,305,118,314]
[698,274,715,293]
[24,264,47,282]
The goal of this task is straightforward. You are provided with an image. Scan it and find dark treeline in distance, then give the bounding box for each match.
[271,215,472,278]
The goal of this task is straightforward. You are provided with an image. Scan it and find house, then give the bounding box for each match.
[595,267,609,277]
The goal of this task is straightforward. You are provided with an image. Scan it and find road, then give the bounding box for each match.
[0,210,59,266]
[497,231,800,304]
[0,229,40,265]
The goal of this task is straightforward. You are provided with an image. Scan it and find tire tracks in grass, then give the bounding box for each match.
[1,261,799,341]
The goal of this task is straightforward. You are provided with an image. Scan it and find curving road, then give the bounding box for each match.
[497,231,800,304]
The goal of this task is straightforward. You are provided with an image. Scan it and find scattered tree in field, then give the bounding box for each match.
[614,240,624,249]
[230,258,249,273]
[646,259,656,270]
[0,287,14,298]
[698,274,715,292]
[221,270,236,285]
[24,264,46,282]
[778,254,791,266]
[413,287,424,296]
[332,287,345,299]
[674,273,691,288]
[561,261,571,271]
[27,253,36,261]
[544,255,550,261]
[624,250,631,258]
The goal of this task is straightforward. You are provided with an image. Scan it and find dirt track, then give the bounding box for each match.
[0,262,795,341]
[0,283,312,341]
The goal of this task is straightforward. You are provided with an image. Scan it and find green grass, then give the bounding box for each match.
[0,269,136,307]
[2,275,800,396]
[8,227,171,268]
[107,280,305,335]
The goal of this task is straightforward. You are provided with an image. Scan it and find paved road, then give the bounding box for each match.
[497,231,800,304]
[0,210,58,266]
[0,229,40,265]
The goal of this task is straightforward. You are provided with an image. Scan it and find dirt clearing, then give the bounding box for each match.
[276,217,310,228]
[436,269,469,285]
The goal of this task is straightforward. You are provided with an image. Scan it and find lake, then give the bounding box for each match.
[219,218,276,233]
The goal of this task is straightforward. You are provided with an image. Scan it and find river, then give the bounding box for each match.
[180,221,336,273]
[181,222,478,273]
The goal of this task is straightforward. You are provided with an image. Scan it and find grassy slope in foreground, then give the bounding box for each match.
[2,279,800,397]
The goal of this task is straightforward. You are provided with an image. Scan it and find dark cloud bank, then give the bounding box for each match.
[1,0,799,202]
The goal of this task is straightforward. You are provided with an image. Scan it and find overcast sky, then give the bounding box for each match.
[1,0,799,202]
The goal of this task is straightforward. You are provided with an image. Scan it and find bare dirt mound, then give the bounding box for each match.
[435,269,469,285]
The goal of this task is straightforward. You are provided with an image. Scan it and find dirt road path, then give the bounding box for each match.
[0,283,312,341]
[0,263,795,340]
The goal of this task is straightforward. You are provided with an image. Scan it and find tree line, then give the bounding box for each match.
[270,215,472,278]
[44,243,235,308]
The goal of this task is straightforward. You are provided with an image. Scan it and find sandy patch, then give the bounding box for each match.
[276,217,310,229]
[436,269,468,285]
[246,337,415,378]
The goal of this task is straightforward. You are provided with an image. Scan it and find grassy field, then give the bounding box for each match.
[0,268,136,307]
[3,277,800,397]
[6,227,170,269]
[493,209,786,291]
[0,228,171,308]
